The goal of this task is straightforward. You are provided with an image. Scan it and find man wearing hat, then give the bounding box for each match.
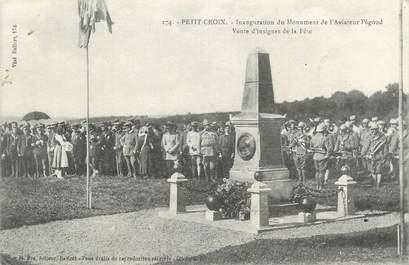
[218,122,235,179]
[46,122,57,176]
[161,121,180,176]
[21,124,34,177]
[359,119,371,175]
[0,123,10,178]
[187,121,201,178]
[309,123,333,190]
[334,124,359,179]
[121,122,138,178]
[387,119,399,180]
[113,122,124,176]
[362,122,388,188]
[32,125,48,178]
[200,119,218,181]
[71,123,86,176]
[289,122,310,183]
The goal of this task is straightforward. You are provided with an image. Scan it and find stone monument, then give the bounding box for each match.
[229,48,293,200]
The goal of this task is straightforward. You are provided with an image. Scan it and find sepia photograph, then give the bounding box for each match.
[0,0,408,264]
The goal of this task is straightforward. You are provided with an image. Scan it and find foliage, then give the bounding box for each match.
[214,178,251,219]
[276,83,407,121]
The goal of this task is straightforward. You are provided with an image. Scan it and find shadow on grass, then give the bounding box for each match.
[157,226,402,265]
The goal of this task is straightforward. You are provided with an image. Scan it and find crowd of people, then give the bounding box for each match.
[281,115,408,189]
[0,114,406,190]
[0,119,235,181]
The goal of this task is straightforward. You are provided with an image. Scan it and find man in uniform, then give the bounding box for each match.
[387,119,399,180]
[21,124,34,177]
[310,123,333,190]
[186,121,201,178]
[334,124,359,179]
[113,122,124,176]
[46,123,56,176]
[71,123,86,176]
[161,122,180,176]
[121,122,138,178]
[359,118,371,176]
[362,122,388,188]
[218,122,235,179]
[33,125,48,178]
[200,120,218,182]
[290,122,310,183]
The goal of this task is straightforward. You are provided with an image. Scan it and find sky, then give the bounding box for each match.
[0,0,405,119]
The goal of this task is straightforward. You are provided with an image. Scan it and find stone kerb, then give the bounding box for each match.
[167,172,188,215]
[335,174,357,217]
[247,180,271,229]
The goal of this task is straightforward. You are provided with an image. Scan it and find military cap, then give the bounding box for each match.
[298,121,306,128]
[288,120,296,124]
[323,119,330,124]
[370,122,379,130]
[371,117,379,122]
[316,123,326,133]
[211,122,218,127]
[349,115,356,121]
[191,121,199,126]
[203,119,210,126]
[362,118,369,123]
[339,124,347,131]
[314,117,321,123]
[377,120,385,125]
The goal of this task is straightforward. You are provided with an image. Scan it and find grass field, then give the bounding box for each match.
[0,174,400,230]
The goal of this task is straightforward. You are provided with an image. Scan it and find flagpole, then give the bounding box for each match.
[86,45,91,209]
[398,0,405,257]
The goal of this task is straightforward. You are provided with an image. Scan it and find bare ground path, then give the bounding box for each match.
[0,208,404,265]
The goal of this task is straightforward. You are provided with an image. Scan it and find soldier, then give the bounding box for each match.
[349,115,360,135]
[310,123,333,190]
[359,118,371,176]
[21,125,34,177]
[377,120,387,135]
[200,120,218,182]
[218,123,235,179]
[121,122,138,178]
[33,125,48,178]
[113,123,124,176]
[71,124,86,176]
[362,122,388,188]
[334,124,359,179]
[161,122,180,176]
[387,119,399,180]
[284,120,298,179]
[179,123,191,177]
[290,122,310,183]
[0,124,9,178]
[186,121,201,178]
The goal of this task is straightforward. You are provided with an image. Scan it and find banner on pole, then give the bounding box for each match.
[78,0,113,48]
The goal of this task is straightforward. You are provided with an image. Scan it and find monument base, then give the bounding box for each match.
[230,167,294,200]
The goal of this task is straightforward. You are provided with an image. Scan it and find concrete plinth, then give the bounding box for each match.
[230,167,294,200]
[205,210,222,221]
[248,181,271,228]
[298,212,316,223]
[167,172,188,214]
[335,174,357,216]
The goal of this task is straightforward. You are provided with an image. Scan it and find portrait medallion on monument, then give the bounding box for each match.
[237,133,256,161]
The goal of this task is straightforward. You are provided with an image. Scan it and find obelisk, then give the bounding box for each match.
[229,48,293,200]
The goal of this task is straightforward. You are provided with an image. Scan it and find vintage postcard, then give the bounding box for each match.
[0,0,408,264]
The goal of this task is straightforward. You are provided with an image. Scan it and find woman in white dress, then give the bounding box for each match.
[52,126,69,179]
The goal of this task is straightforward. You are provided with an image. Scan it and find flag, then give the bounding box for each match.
[78,0,113,48]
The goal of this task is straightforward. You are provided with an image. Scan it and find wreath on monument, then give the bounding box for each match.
[206,178,251,220]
